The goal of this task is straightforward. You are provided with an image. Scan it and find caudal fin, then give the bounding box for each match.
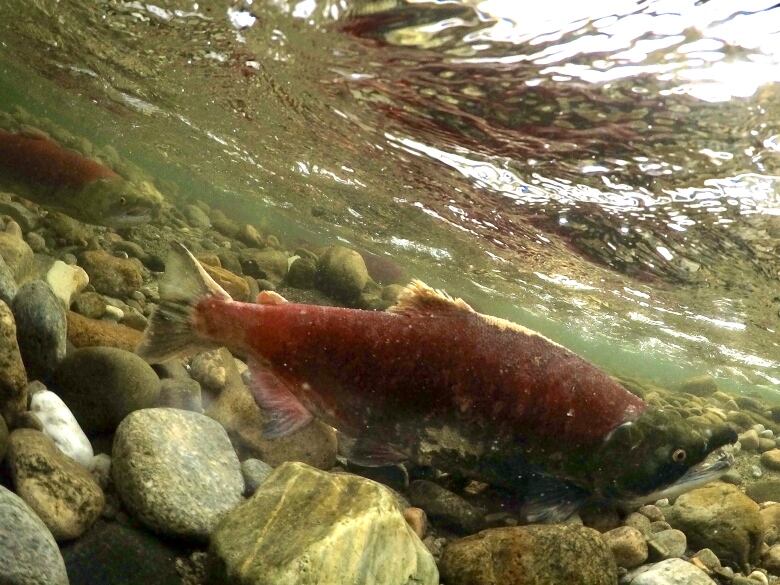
[136,242,231,363]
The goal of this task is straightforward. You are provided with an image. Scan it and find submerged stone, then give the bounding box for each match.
[666,482,763,569]
[440,524,617,585]
[624,558,716,584]
[0,484,69,585]
[12,280,67,381]
[112,408,244,540]
[7,428,104,541]
[208,461,438,585]
[0,299,27,424]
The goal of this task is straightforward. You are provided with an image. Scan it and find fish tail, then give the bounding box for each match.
[136,242,231,363]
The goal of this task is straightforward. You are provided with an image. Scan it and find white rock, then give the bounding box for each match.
[103,305,124,321]
[90,453,112,489]
[30,389,94,467]
[46,260,88,308]
[624,558,716,584]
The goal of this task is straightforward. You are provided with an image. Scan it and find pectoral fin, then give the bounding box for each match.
[245,358,313,439]
[520,475,589,523]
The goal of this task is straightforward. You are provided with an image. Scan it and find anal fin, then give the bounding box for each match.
[245,358,313,439]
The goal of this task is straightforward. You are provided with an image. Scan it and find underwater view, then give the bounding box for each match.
[1,0,780,583]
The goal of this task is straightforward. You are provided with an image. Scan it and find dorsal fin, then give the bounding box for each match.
[388,279,475,316]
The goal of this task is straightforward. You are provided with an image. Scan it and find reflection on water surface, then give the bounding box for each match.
[0,0,779,393]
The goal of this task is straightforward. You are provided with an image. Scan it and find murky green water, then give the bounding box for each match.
[1,0,780,396]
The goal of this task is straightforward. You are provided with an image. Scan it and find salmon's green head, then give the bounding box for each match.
[73,177,164,226]
[585,407,737,503]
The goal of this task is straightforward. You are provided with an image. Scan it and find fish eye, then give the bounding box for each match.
[671,448,686,463]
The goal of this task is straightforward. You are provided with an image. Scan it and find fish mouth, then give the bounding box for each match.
[107,206,155,226]
[623,445,735,509]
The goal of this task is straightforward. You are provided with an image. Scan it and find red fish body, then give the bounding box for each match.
[0,128,119,190]
[138,244,736,514]
[199,294,645,451]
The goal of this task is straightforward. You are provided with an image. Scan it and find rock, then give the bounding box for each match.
[440,524,616,585]
[624,558,716,584]
[404,507,428,539]
[79,250,144,297]
[207,461,437,585]
[761,449,780,471]
[692,548,722,572]
[0,414,7,461]
[203,263,250,301]
[157,377,202,412]
[0,299,27,424]
[217,250,243,275]
[71,291,106,319]
[648,529,687,560]
[286,256,317,289]
[61,518,186,585]
[678,375,718,397]
[67,310,142,352]
[190,350,228,391]
[241,458,273,495]
[206,349,337,468]
[25,232,46,253]
[7,428,104,540]
[0,255,17,305]
[239,248,289,282]
[30,387,93,467]
[0,220,33,278]
[602,526,648,569]
[0,484,69,585]
[209,209,239,237]
[666,482,763,568]
[12,280,67,381]
[747,480,780,503]
[763,543,780,573]
[238,224,263,247]
[53,347,160,434]
[639,504,665,522]
[112,408,244,540]
[46,212,91,245]
[0,197,39,232]
[316,245,369,301]
[759,438,777,453]
[90,453,112,490]
[46,260,89,308]
[183,204,211,228]
[741,430,762,451]
[625,511,653,534]
[407,479,483,533]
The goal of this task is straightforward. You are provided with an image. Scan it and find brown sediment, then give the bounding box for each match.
[0,128,119,190]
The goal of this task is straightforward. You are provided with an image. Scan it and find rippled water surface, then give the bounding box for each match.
[1,0,780,394]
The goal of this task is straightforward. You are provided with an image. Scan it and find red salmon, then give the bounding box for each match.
[138,243,736,520]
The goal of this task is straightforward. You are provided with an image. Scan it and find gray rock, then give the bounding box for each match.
[0,299,27,424]
[7,429,104,541]
[639,504,665,522]
[0,484,69,585]
[112,408,244,540]
[440,524,616,585]
[78,250,144,297]
[316,245,369,301]
[157,377,202,412]
[239,248,289,282]
[54,347,161,434]
[286,257,317,289]
[208,461,437,585]
[12,280,67,381]
[666,482,763,569]
[26,231,46,253]
[740,429,760,451]
[677,375,718,397]
[408,480,483,534]
[71,291,107,319]
[0,255,17,305]
[747,479,780,503]
[183,204,211,228]
[190,350,227,391]
[603,526,647,569]
[217,250,243,275]
[625,511,653,534]
[624,558,716,584]
[241,458,273,495]
[0,220,33,278]
[0,197,39,232]
[238,224,263,247]
[648,528,687,560]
